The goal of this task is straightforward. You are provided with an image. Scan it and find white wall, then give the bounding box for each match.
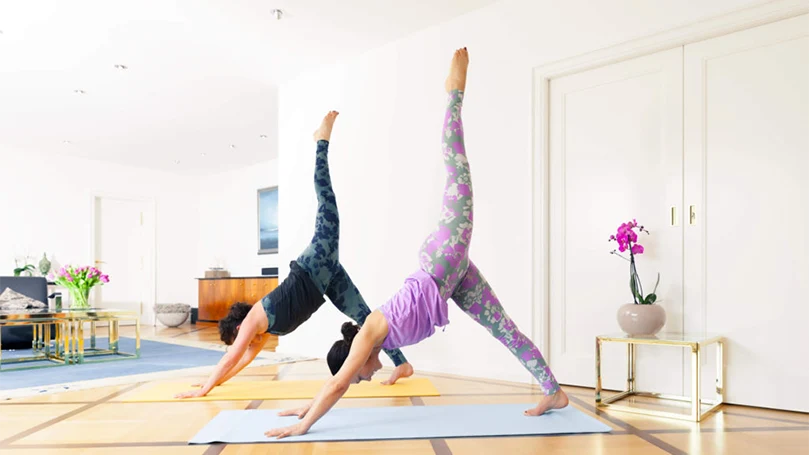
[196,84,280,285]
[197,159,280,280]
[277,0,761,382]
[0,148,199,307]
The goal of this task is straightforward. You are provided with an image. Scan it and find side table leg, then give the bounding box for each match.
[76,320,85,364]
[56,323,62,359]
[135,318,141,358]
[110,320,119,353]
[627,342,637,393]
[90,321,96,350]
[691,344,701,421]
[66,321,74,364]
[44,324,51,359]
[716,340,725,404]
[63,322,70,363]
[595,337,603,404]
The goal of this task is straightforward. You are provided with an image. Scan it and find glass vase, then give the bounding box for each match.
[68,286,91,310]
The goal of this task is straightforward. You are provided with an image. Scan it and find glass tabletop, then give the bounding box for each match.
[597,332,723,345]
[0,308,137,320]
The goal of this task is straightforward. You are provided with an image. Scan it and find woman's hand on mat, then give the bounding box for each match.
[381,362,414,385]
[265,422,310,439]
[174,388,208,399]
[277,405,311,419]
[189,382,221,388]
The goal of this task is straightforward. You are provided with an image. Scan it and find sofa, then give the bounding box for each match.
[0,276,51,349]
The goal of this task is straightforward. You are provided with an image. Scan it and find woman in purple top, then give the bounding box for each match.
[265,48,568,440]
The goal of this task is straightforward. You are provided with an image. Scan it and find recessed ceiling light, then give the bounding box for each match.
[200,153,206,157]
[74,89,86,95]
[62,140,72,145]
[270,9,284,20]
[174,160,181,164]
[114,64,128,70]
[259,134,268,139]
[229,144,236,149]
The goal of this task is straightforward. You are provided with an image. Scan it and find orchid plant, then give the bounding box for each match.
[49,265,110,309]
[609,220,659,305]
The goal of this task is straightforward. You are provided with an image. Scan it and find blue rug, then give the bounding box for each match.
[0,337,224,391]
[190,404,612,444]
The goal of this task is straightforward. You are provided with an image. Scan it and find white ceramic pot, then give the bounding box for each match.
[616,303,666,336]
[154,303,191,328]
[156,312,189,328]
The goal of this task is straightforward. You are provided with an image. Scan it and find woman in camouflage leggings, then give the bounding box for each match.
[175,113,412,401]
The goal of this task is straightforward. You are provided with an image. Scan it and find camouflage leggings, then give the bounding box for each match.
[418,91,559,394]
[295,140,407,366]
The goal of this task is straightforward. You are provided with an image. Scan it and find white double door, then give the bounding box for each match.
[548,15,808,411]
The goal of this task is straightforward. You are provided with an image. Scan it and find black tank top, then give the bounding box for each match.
[266,261,325,336]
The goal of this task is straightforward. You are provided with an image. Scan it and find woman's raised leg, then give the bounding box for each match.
[296,111,342,293]
[419,49,473,300]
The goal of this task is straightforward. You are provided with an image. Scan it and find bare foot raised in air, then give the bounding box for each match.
[445,47,469,93]
[525,388,569,416]
[314,111,339,143]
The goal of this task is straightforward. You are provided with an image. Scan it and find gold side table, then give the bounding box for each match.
[596,333,725,422]
[65,309,141,364]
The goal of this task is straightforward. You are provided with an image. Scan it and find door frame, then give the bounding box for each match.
[530,0,808,383]
[89,192,157,326]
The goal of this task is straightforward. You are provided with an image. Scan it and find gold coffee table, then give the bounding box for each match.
[0,308,141,370]
[595,333,725,422]
[67,309,141,364]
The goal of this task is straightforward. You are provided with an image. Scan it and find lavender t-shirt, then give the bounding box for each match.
[379,269,449,350]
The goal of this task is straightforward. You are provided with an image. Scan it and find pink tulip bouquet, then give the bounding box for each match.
[49,265,110,309]
[609,220,659,305]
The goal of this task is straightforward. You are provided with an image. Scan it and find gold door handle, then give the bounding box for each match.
[689,205,696,225]
[670,206,678,226]
[94,260,106,265]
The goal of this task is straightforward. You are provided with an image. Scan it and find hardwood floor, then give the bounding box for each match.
[0,324,807,454]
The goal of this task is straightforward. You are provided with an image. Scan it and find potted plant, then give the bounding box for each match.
[609,220,665,336]
[49,266,109,310]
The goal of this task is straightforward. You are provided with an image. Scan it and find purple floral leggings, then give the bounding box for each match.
[418,90,560,395]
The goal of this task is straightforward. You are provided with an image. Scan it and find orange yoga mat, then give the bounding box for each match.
[116,377,440,402]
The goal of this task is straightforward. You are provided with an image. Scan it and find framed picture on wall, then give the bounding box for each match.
[257,186,279,254]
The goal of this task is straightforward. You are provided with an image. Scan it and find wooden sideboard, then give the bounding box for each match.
[197,276,279,322]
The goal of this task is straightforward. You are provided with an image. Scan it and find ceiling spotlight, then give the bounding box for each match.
[62,140,72,145]
[174,160,181,165]
[270,9,284,20]
[259,134,268,139]
[200,153,207,157]
[229,144,236,149]
[74,89,86,95]
[114,64,128,70]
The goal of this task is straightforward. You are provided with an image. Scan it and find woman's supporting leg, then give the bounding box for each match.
[296,113,342,293]
[451,261,561,398]
[418,85,474,300]
[325,264,408,366]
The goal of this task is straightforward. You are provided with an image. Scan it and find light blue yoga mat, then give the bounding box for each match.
[0,337,223,390]
[189,403,611,444]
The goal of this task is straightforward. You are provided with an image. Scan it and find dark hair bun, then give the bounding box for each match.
[341,322,359,343]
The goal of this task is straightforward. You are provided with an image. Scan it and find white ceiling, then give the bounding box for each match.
[0,0,499,174]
